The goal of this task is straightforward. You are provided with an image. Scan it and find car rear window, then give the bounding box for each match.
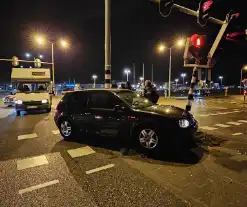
[68,92,88,108]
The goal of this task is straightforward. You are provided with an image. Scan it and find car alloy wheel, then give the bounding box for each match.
[60,121,72,137]
[139,129,158,149]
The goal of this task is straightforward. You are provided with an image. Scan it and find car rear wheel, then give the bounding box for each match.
[59,119,75,140]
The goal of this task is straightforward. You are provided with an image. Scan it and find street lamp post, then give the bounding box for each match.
[175,78,179,88]
[219,76,223,85]
[92,75,98,88]
[124,69,131,82]
[181,73,186,86]
[240,66,247,94]
[157,39,184,98]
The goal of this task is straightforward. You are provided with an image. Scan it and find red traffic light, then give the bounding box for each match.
[190,34,206,48]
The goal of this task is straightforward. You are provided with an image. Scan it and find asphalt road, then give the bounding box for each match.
[0,95,247,207]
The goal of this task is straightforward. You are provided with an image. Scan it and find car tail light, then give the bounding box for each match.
[244,90,247,95]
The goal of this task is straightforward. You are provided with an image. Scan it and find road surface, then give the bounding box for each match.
[0,95,247,207]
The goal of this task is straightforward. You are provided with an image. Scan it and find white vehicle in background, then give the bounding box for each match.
[11,68,53,116]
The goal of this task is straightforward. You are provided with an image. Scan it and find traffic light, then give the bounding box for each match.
[197,0,214,26]
[188,34,207,60]
[34,58,41,68]
[12,56,19,67]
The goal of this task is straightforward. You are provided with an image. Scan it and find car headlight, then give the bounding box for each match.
[41,99,48,104]
[179,119,190,128]
[15,100,23,105]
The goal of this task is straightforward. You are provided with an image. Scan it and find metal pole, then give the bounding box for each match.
[143,63,145,82]
[133,62,135,85]
[94,78,96,88]
[151,64,154,83]
[105,0,111,89]
[186,66,198,112]
[183,77,185,86]
[221,79,222,85]
[51,43,55,92]
[126,72,129,82]
[240,69,242,94]
[168,48,172,98]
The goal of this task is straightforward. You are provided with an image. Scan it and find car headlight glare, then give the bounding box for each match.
[15,100,23,105]
[179,119,190,128]
[41,99,48,104]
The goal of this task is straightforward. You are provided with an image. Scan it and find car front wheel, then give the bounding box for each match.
[135,127,162,153]
[59,119,74,140]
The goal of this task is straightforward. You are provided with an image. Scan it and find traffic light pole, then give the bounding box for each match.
[0,58,52,65]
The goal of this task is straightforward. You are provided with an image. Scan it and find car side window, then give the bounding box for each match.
[88,92,122,109]
[69,92,88,109]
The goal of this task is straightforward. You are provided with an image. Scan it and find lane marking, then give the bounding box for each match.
[18,133,38,140]
[200,126,218,131]
[18,180,59,195]
[67,146,95,158]
[238,120,247,123]
[198,114,209,117]
[214,124,231,128]
[227,122,242,126]
[86,164,115,175]
[52,130,60,135]
[17,155,48,170]
[232,133,243,136]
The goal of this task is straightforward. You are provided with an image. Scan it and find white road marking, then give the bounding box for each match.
[86,164,115,175]
[200,126,218,131]
[214,124,231,128]
[232,133,243,136]
[198,114,209,117]
[238,120,247,123]
[17,155,48,170]
[67,146,95,158]
[18,180,59,195]
[18,133,38,140]
[227,122,242,126]
[230,102,237,104]
[52,130,60,135]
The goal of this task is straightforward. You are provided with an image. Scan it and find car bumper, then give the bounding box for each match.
[15,103,50,111]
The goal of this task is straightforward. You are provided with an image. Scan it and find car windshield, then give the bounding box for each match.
[17,83,49,93]
[116,91,154,109]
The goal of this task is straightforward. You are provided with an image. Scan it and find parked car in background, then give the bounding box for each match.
[54,89,198,154]
[193,89,210,97]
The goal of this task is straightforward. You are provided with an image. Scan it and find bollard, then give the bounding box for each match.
[225,87,228,96]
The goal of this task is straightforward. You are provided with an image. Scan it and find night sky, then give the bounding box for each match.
[0,0,246,85]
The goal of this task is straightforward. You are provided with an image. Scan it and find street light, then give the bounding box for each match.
[39,55,43,59]
[124,69,131,81]
[35,35,69,90]
[175,78,179,88]
[240,65,247,94]
[219,76,223,85]
[181,73,186,86]
[157,38,184,98]
[92,75,98,88]
[25,53,31,58]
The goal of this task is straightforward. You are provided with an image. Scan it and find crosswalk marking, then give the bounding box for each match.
[52,130,60,135]
[200,126,218,131]
[238,120,247,123]
[17,155,48,170]
[232,133,243,136]
[18,180,59,195]
[67,146,95,158]
[214,124,230,128]
[227,122,242,126]
[86,164,115,175]
[18,133,38,140]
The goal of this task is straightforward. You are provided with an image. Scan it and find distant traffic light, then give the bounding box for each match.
[12,56,19,67]
[34,58,41,68]
[197,0,214,26]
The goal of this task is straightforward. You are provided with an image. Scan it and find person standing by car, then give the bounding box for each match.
[144,80,159,104]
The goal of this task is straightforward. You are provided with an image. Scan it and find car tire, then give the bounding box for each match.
[59,118,75,140]
[46,107,51,113]
[16,111,21,116]
[134,126,162,154]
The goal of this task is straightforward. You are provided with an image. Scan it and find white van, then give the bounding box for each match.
[11,68,52,115]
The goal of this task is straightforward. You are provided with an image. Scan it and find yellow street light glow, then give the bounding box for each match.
[177,39,184,47]
[36,36,45,45]
[60,39,68,48]
[158,44,166,52]
[243,65,247,70]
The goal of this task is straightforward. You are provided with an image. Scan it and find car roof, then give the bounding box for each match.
[70,89,132,93]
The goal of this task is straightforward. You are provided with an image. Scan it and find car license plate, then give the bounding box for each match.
[27,106,37,109]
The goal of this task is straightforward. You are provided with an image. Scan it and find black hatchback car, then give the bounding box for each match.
[54,89,198,153]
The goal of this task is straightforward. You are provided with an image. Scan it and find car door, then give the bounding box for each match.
[87,91,129,137]
[67,91,91,132]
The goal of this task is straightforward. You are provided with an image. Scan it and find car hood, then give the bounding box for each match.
[137,104,187,119]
